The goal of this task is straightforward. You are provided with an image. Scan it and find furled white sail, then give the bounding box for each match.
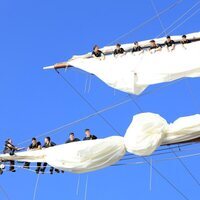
[1,113,200,173]
[65,32,200,95]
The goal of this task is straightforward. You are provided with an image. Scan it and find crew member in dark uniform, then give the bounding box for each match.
[3,139,19,172]
[181,35,191,44]
[113,44,125,57]
[181,35,191,49]
[83,129,97,140]
[40,137,61,174]
[23,137,42,174]
[165,36,175,51]
[92,45,105,60]
[132,41,143,53]
[65,133,80,143]
[149,40,162,53]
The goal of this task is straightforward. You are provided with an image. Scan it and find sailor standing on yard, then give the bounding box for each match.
[65,132,80,143]
[23,137,42,174]
[3,139,20,172]
[149,40,162,53]
[181,35,191,49]
[113,44,125,57]
[92,45,105,60]
[40,137,60,174]
[165,36,175,51]
[83,129,97,140]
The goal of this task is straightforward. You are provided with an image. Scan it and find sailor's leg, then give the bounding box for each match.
[23,162,30,169]
[35,162,41,174]
[54,168,60,174]
[9,160,15,172]
[50,166,54,174]
[40,162,47,174]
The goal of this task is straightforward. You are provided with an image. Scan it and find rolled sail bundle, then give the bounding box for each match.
[45,32,200,95]
[0,136,126,173]
[1,113,200,173]
[124,113,200,156]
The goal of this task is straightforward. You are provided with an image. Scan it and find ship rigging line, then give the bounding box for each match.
[55,69,122,136]
[108,0,184,45]
[150,0,200,187]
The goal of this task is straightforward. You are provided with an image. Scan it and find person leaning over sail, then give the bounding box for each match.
[113,44,125,57]
[40,137,61,174]
[149,40,162,53]
[92,45,105,60]
[3,139,20,172]
[83,129,97,140]
[65,132,80,143]
[23,137,42,174]
[132,41,144,55]
[165,36,175,51]
[181,35,191,49]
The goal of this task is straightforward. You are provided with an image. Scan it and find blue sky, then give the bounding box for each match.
[0,0,200,199]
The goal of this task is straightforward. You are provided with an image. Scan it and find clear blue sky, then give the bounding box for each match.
[0,0,200,199]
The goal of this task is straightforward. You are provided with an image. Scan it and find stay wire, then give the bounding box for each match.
[32,174,40,200]
[0,184,10,200]
[157,0,200,37]
[171,149,200,186]
[55,69,122,136]
[128,93,191,200]
[150,0,167,36]
[108,0,183,45]
[151,0,200,187]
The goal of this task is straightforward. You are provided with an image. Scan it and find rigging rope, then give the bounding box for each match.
[107,0,184,45]
[172,149,200,186]
[55,69,122,136]
[0,184,10,200]
[150,0,200,187]
[32,174,40,200]
[156,0,200,38]
[17,97,131,145]
[168,4,200,34]
[150,0,167,36]
[84,175,89,200]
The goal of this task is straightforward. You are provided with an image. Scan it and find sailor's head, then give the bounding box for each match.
[93,45,99,52]
[32,137,37,145]
[116,43,121,49]
[69,132,75,141]
[85,129,91,137]
[166,36,171,42]
[134,41,139,46]
[45,137,51,144]
[150,40,156,46]
[182,35,187,41]
[6,138,12,144]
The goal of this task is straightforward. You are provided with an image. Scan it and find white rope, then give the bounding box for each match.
[32,174,40,200]
[168,6,200,34]
[76,175,80,196]
[107,0,183,45]
[0,184,10,200]
[84,175,89,200]
[115,152,200,166]
[157,0,200,37]
[149,158,153,191]
[84,75,89,94]
[150,0,167,36]
[17,98,132,145]
[87,75,92,94]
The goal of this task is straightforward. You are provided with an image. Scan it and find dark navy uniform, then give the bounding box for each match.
[23,141,42,173]
[83,135,97,141]
[3,141,17,172]
[65,138,80,143]
[41,142,59,174]
[114,48,125,56]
